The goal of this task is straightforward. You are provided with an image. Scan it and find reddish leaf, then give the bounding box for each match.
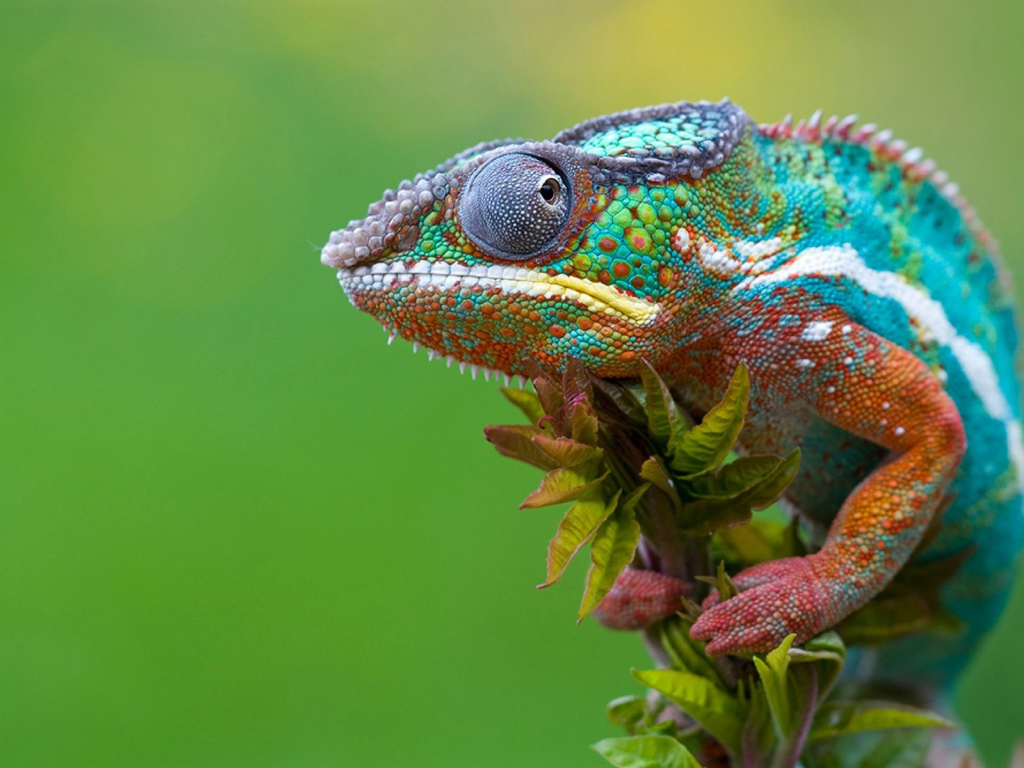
[521,469,608,509]
[484,424,558,470]
[533,434,604,470]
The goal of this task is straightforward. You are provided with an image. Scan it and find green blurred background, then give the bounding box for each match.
[1,1,1022,766]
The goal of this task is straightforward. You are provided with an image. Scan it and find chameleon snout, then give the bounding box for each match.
[321,174,445,271]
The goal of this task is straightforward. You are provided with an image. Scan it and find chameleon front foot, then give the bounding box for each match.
[690,556,833,656]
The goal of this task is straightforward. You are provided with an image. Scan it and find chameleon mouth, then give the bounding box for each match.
[337,260,660,326]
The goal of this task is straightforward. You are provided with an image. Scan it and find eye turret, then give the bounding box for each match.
[458,152,572,261]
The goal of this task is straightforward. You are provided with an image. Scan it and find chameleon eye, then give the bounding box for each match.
[458,152,572,261]
[538,175,561,204]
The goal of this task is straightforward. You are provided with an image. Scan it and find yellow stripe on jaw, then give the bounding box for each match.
[536,272,660,325]
[340,258,660,326]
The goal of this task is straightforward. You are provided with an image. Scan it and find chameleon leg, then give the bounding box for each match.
[593,568,689,630]
[691,322,967,655]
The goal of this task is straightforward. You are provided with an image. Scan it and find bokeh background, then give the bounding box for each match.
[2,1,1023,766]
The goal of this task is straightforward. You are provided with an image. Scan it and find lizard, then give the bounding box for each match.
[320,99,1023,753]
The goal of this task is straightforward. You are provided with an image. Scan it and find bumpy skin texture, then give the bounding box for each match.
[323,100,1023,695]
[592,567,691,631]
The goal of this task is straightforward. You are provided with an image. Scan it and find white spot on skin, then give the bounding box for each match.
[842,324,852,334]
[745,245,1010,419]
[743,244,1022,492]
[734,237,783,261]
[895,426,906,436]
[699,241,741,274]
[882,402,890,410]
[672,228,690,252]
[796,358,815,368]
[802,321,834,341]
[843,356,854,365]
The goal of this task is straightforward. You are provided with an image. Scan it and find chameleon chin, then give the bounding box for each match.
[323,99,1023,756]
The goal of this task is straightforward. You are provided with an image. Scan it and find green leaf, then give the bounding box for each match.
[713,519,788,567]
[620,483,651,514]
[788,631,846,701]
[483,424,558,470]
[660,619,730,691]
[808,700,954,741]
[670,363,749,476]
[739,684,775,768]
[695,561,738,602]
[774,663,819,768]
[743,449,801,509]
[632,668,744,752]
[677,450,800,536]
[606,695,648,735]
[540,493,617,588]
[579,493,638,621]
[571,397,600,445]
[520,468,608,509]
[802,728,933,768]
[854,729,932,768]
[640,457,677,499]
[676,496,753,538]
[686,455,782,499]
[532,434,603,470]
[753,634,796,739]
[836,595,932,645]
[592,735,702,768]
[591,377,649,426]
[640,361,682,448]
[500,386,546,425]
[923,605,969,637]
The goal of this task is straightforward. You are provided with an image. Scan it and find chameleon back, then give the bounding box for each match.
[745,118,1024,694]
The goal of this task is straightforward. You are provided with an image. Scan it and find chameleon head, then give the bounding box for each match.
[322,100,750,378]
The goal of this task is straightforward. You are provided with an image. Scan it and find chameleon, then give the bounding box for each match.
[320,99,1022,752]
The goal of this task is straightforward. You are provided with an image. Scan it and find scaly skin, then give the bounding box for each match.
[322,100,1022,700]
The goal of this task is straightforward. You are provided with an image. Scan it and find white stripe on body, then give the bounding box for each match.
[737,244,1024,493]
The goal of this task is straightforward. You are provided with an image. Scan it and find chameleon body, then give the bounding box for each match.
[322,100,1022,705]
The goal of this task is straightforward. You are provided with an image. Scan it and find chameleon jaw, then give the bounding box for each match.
[337,259,661,327]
